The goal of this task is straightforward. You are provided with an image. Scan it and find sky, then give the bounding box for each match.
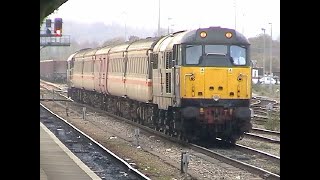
[47,0,280,39]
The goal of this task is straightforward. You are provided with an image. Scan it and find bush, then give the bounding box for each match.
[252,84,280,98]
[264,113,280,131]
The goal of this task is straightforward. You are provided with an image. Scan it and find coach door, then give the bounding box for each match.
[99,56,107,93]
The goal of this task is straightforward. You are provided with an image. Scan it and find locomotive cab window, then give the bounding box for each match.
[173,44,182,66]
[184,44,231,66]
[230,45,247,65]
[185,45,202,65]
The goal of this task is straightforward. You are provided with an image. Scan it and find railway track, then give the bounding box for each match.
[40,80,280,179]
[244,127,280,144]
[250,96,280,133]
[251,97,280,113]
[244,133,280,144]
[193,142,279,179]
[251,127,280,136]
[40,103,150,180]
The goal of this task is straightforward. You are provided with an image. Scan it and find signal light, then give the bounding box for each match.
[45,19,51,28]
[54,18,63,36]
[55,30,62,37]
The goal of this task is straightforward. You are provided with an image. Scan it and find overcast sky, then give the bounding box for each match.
[47,0,280,39]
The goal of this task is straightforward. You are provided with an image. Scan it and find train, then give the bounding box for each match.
[40,59,68,83]
[66,27,253,143]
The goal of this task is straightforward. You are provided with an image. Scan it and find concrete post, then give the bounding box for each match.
[181,151,190,173]
[134,128,140,147]
[82,107,86,120]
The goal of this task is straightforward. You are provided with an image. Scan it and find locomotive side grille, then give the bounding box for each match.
[168,52,172,69]
[166,72,171,93]
[165,52,169,69]
[152,54,158,69]
[165,51,173,69]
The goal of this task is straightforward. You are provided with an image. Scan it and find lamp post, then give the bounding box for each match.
[269,22,273,91]
[168,17,172,34]
[122,11,127,41]
[158,0,161,36]
[170,24,175,34]
[242,13,245,34]
[234,0,237,30]
[261,28,266,76]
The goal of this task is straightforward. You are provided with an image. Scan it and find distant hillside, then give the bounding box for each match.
[40,20,164,60]
[47,20,156,45]
[40,21,280,73]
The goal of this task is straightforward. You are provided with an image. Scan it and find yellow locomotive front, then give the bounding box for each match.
[174,27,252,142]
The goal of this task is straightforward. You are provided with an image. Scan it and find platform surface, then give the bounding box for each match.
[40,122,101,180]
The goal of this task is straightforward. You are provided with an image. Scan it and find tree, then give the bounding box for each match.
[248,34,280,73]
[128,35,140,42]
[102,37,125,47]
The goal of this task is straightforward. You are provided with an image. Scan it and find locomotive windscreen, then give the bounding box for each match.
[183,44,248,66]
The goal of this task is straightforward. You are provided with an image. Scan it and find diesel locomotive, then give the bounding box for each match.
[67,27,252,143]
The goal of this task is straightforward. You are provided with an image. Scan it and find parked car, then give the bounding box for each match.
[259,76,279,85]
[252,78,260,84]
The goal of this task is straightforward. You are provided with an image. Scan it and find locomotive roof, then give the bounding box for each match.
[153,27,249,52]
[178,27,250,45]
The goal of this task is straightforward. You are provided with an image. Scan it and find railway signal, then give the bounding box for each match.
[54,18,63,36]
[46,19,51,28]
[40,18,70,47]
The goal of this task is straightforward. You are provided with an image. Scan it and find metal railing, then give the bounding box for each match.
[40,32,71,46]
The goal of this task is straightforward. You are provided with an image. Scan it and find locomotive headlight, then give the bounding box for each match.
[225,32,233,38]
[213,95,220,101]
[200,31,207,38]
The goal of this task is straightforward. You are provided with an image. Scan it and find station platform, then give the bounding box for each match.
[40,122,101,180]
